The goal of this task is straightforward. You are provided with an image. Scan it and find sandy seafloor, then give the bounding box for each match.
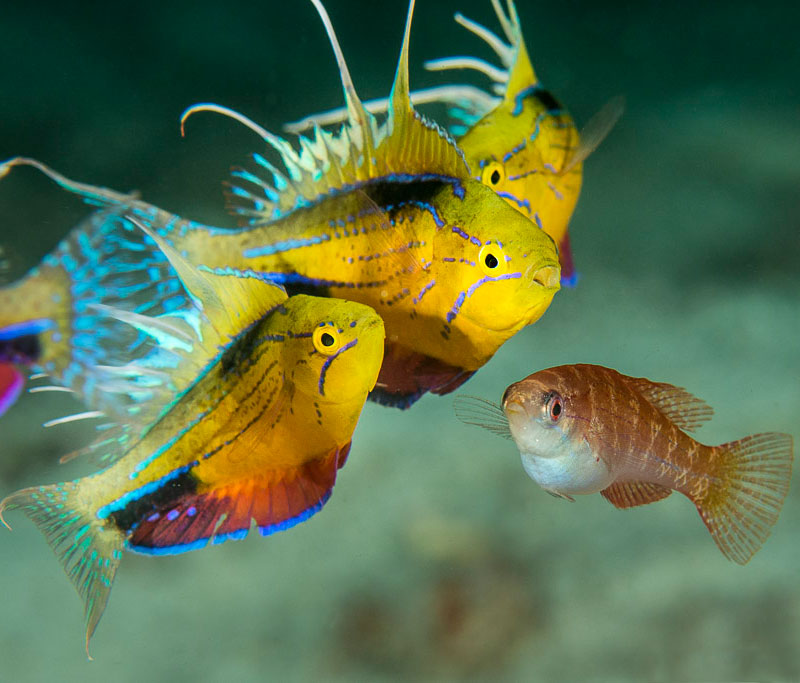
[0,0,798,680]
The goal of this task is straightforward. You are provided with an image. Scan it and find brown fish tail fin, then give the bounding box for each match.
[695,433,793,565]
[0,481,124,656]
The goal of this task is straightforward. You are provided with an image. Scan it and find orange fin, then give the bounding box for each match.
[623,376,713,433]
[126,446,349,555]
[694,433,792,565]
[601,481,672,509]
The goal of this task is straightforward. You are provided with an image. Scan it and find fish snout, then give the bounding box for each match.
[502,383,529,416]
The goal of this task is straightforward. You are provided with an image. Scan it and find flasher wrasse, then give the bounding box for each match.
[286,0,623,287]
[0,0,561,410]
[456,364,793,564]
[0,224,386,650]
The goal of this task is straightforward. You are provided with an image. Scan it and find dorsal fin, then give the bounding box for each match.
[309,0,375,166]
[125,215,286,344]
[622,376,714,433]
[496,0,538,108]
[280,0,532,140]
[184,0,470,227]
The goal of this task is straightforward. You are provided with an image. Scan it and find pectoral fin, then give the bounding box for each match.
[544,489,575,502]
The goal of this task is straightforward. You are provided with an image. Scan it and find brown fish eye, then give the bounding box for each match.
[312,326,341,356]
[481,161,505,187]
[478,244,508,276]
[547,393,563,422]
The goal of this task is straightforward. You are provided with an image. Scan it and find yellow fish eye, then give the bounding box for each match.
[481,161,505,187]
[478,243,508,276]
[312,325,341,356]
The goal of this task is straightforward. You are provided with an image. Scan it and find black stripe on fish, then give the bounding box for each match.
[109,470,200,535]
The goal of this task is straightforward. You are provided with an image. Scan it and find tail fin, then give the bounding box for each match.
[695,433,793,564]
[0,207,190,420]
[0,481,124,655]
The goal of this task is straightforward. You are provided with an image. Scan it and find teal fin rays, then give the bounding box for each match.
[0,482,124,656]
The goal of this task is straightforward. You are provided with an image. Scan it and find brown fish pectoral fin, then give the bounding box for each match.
[127,446,347,554]
[544,489,575,502]
[601,481,672,509]
[694,433,793,565]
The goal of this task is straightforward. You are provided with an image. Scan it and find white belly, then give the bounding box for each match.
[520,446,614,496]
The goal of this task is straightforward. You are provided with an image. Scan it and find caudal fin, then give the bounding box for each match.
[0,481,124,655]
[695,433,793,564]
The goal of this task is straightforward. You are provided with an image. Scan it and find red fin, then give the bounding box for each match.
[622,376,713,433]
[558,234,578,287]
[0,363,23,416]
[370,342,475,409]
[601,481,672,509]
[694,433,792,565]
[127,446,349,554]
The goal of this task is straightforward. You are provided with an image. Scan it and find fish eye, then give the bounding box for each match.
[481,161,505,187]
[312,325,341,356]
[545,392,563,422]
[478,244,508,276]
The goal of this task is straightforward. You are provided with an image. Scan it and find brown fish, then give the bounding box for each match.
[455,364,793,564]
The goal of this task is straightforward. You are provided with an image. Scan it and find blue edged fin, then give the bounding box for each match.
[126,446,349,555]
[0,482,125,656]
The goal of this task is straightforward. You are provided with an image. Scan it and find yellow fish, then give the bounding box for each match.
[0,0,560,410]
[456,364,794,564]
[286,0,623,286]
[0,219,386,651]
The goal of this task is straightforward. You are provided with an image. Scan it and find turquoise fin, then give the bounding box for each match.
[0,482,124,656]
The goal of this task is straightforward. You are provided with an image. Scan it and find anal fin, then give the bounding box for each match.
[0,363,24,416]
[558,234,578,288]
[369,342,475,409]
[601,481,672,509]
[127,446,349,554]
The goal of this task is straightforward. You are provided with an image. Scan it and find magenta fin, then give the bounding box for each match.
[0,363,24,416]
[558,234,578,287]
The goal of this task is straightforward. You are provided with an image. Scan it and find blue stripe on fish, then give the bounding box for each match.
[318,338,358,397]
[446,273,523,325]
[97,463,197,520]
[0,319,55,340]
[496,191,531,214]
[242,235,332,259]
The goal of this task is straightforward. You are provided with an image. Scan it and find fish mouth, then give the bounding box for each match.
[526,262,561,291]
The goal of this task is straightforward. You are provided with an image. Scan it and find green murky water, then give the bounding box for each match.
[0,1,797,680]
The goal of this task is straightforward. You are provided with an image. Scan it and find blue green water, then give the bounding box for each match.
[0,1,798,680]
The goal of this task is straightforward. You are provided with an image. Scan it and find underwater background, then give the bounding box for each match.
[0,0,798,680]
